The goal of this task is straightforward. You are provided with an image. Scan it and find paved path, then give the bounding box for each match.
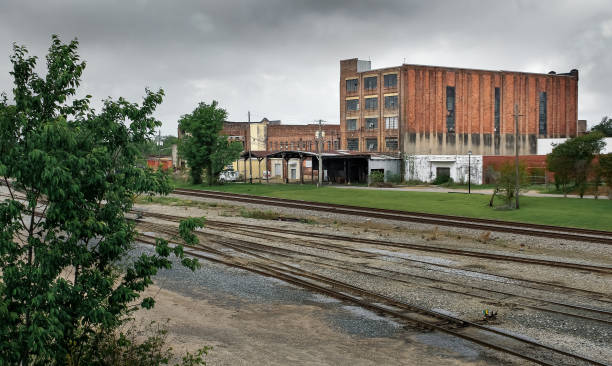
[330,184,609,199]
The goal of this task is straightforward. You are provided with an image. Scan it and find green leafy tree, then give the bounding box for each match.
[591,116,612,137]
[0,36,203,364]
[599,153,612,199]
[492,162,528,208]
[178,101,242,185]
[546,132,605,197]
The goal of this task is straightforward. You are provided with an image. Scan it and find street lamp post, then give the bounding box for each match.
[467,150,472,194]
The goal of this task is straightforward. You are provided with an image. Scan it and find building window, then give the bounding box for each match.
[366,118,378,129]
[333,140,339,150]
[365,97,378,110]
[347,119,357,131]
[384,74,397,88]
[346,78,358,92]
[347,138,359,151]
[366,138,378,151]
[327,141,331,151]
[494,87,500,134]
[385,137,398,150]
[436,167,450,179]
[539,91,547,135]
[384,95,398,109]
[346,99,359,111]
[446,86,455,133]
[385,116,398,129]
[364,76,377,91]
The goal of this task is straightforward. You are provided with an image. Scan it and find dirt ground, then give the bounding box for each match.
[133,283,510,366]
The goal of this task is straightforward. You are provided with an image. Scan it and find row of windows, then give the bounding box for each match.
[346,137,398,151]
[349,85,549,135]
[445,86,548,135]
[345,74,398,93]
[346,116,398,130]
[346,95,398,111]
[273,140,339,151]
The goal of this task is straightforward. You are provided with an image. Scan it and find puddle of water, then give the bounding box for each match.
[341,305,402,328]
[310,293,342,304]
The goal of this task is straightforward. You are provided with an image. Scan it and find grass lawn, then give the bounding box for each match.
[171,181,612,231]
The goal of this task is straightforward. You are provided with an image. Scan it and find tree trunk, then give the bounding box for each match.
[207,162,214,186]
[191,167,202,185]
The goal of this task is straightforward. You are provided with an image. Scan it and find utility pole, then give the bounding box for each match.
[513,104,523,209]
[157,129,162,170]
[248,111,252,183]
[316,119,325,188]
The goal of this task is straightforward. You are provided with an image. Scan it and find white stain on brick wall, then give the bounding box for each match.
[404,155,483,184]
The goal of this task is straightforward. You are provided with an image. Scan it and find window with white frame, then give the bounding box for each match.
[385,116,398,129]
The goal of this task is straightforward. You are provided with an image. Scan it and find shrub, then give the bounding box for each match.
[432,174,451,185]
[386,173,403,184]
[369,170,385,185]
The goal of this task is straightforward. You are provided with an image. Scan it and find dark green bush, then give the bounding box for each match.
[432,174,451,185]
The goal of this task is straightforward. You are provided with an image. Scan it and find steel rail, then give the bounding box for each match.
[197,224,612,322]
[172,188,612,241]
[136,221,611,329]
[135,210,611,302]
[135,210,612,274]
[135,230,608,366]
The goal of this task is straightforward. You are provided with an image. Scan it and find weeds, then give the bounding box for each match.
[427,226,440,241]
[239,209,279,220]
[477,231,492,243]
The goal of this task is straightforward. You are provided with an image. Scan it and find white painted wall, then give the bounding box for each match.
[368,158,401,182]
[537,137,612,155]
[404,155,483,184]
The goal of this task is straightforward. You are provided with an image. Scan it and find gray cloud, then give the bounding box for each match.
[1,0,611,135]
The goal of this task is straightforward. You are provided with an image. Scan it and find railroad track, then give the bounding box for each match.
[137,210,612,274]
[172,188,612,244]
[134,224,609,366]
[136,219,612,325]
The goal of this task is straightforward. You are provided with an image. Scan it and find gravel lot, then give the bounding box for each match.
[132,195,612,365]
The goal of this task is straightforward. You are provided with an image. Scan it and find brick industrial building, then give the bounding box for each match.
[178,57,584,184]
[220,118,340,153]
[340,58,580,156]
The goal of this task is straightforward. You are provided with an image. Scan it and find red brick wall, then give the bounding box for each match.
[221,122,250,150]
[401,66,578,137]
[267,124,340,152]
[482,155,552,182]
[339,58,401,153]
[340,59,579,156]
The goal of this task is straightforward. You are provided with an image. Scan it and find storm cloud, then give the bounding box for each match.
[1,0,610,135]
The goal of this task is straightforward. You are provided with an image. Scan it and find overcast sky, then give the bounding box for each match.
[1,0,610,135]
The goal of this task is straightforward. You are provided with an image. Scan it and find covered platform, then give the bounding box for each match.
[237,150,400,184]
